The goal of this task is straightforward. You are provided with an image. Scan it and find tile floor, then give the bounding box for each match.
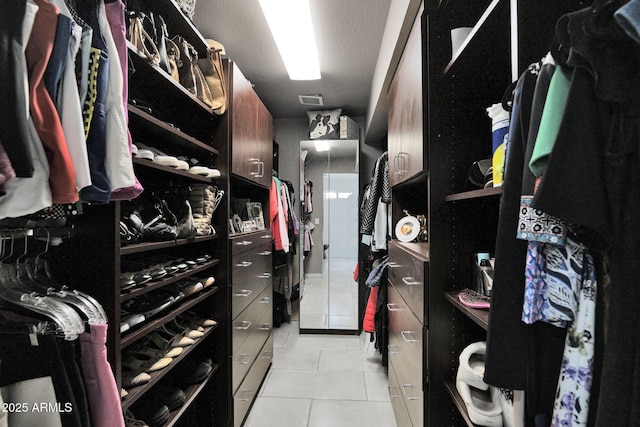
[243,320,397,427]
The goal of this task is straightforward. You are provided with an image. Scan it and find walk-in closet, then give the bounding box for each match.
[1,0,639,426]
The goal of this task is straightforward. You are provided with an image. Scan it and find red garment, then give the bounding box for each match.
[363,286,379,333]
[26,0,78,204]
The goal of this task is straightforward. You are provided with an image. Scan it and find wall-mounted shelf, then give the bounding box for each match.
[444,186,502,202]
[445,291,489,330]
[120,235,218,256]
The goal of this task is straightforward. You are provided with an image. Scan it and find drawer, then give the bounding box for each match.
[232,245,272,317]
[232,303,273,392]
[388,360,413,427]
[232,286,272,354]
[231,230,273,257]
[233,334,273,427]
[388,284,424,427]
[389,241,426,324]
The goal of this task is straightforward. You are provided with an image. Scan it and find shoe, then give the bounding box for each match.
[132,337,184,359]
[121,310,146,332]
[121,278,137,291]
[124,409,149,427]
[131,144,139,157]
[130,399,170,427]
[135,143,155,161]
[122,292,175,319]
[197,275,215,288]
[165,318,204,339]
[122,351,173,373]
[122,371,152,389]
[180,311,217,328]
[145,385,186,411]
[458,341,489,391]
[458,288,491,310]
[138,144,180,169]
[158,325,195,347]
[173,358,213,386]
[171,279,203,297]
[456,379,503,426]
[121,388,128,399]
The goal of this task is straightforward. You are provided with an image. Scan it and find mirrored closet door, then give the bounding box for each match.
[299,139,359,332]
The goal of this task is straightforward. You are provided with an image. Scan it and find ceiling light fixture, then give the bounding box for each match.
[258,0,321,80]
[314,140,331,152]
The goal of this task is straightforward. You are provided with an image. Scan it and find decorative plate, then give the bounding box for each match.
[395,216,420,242]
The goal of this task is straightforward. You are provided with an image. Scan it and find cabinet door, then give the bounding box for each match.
[388,8,424,186]
[231,64,273,186]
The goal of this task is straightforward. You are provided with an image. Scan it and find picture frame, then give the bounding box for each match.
[246,202,265,230]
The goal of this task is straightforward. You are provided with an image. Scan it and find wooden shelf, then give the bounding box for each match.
[445,291,489,330]
[121,324,219,410]
[121,286,219,348]
[444,186,502,202]
[166,364,219,427]
[445,379,478,427]
[127,42,212,114]
[120,259,219,302]
[128,105,219,156]
[443,0,502,74]
[120,235,218,256]
[391,239,430,262]
[132,157,219,183]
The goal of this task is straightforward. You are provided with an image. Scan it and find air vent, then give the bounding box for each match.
[298,94,324,106]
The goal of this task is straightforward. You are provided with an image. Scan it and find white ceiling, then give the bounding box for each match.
[193,0,393,120]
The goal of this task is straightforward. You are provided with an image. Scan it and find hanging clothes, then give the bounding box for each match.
[360,152,390,248]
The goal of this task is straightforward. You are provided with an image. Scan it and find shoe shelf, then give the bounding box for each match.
[444,379,478,427]
[120,259,220,302]
[121,286,219,348]
[120,234,218,256]
[127,42,212,115]
[132,157,219,183]
[444,186,502,202]
[128,104,219,157]
[164,364,219,427]
[121,323,219,410]
[445,291,489,331]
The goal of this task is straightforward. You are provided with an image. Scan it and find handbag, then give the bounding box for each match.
[198,39,228,114]
[142,12,171,74]
[194,63,214,107]
[126,8,160,67]
[165,37,182,83]
[173,35,198,94]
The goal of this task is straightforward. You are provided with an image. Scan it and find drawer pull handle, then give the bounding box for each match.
[259,273,272,279]
[261,234,272,239]
[237,240,253,246]
[387,303,400,312]
[260,350,273,359]
[260,297,272,304]
[238,388,254,401]
[388,385,401,399]
[388,262,401,268]
[387,344,399,355]
[236,321,252,330]
[235,261,253,267]
[258,251,272,256]
[401,384,418,400]
[402,276,421,286]
[235,289,253,298]
[260,323,272,331]
[239,353,253,364]
[401,330,417,343]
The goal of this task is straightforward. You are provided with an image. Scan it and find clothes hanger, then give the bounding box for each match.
[25,228,107,324]
[0,230,85,340]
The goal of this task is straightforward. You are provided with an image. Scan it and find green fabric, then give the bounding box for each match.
[529,65,572,177]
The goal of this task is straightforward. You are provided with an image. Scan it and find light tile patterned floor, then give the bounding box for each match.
[243,320,396,427]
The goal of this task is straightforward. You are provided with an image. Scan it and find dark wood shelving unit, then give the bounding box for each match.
[165,365,219,427]
[121,286,219,348]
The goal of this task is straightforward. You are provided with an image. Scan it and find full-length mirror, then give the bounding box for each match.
[299,139,359,332]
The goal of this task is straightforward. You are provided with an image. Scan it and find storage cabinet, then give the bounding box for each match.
[387,6,425,187]
[231,64,273,187]
[386,1,589,426]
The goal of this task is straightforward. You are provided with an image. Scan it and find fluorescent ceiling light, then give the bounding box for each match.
[258,0,321,80]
